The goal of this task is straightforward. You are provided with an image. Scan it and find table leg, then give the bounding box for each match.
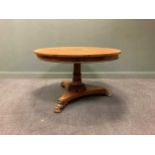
[54,63,111,113]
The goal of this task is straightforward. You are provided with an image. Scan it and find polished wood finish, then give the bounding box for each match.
[34,47,122,113]
[55,80,111,113]
[34,47,121,57]
[34,47,121,63]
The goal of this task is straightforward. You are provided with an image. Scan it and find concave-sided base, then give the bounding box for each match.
[54,80,112,113]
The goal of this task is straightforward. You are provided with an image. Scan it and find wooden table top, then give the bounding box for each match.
[34,47,122,63]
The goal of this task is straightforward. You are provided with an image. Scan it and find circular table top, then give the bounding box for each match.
[34,47,122,63]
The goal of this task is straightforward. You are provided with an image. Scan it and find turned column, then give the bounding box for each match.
[68,63,86,92]
[72,63,82,85]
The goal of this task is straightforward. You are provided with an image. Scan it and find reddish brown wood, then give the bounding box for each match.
[35,47,121,63]
[34,47,122,113]
[34,47,121,57]
[67,63,86,93]
[37,54,119,63]
[73,63,82,84]
[55,80,112,113]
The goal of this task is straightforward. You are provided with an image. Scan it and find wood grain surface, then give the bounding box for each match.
[34,47,121,57]
[34,47,122,63]
[34,47,122,112]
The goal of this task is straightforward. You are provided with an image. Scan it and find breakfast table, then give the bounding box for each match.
[34,47,122,113]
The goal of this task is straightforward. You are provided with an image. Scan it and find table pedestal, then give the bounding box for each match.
[54,63,111,113]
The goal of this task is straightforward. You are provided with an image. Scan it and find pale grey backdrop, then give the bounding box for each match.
[0,19,155,78]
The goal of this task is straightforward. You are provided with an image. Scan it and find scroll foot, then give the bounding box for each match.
[54,82,112,113]
[54,100,65,113]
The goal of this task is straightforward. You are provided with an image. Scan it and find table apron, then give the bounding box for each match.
[37,55,119,63]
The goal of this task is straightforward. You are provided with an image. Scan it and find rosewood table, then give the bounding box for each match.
[34,47,122,113]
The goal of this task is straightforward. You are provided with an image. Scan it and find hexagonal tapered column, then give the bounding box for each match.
[54,63,111,113]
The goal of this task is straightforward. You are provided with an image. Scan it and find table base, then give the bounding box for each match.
[54,63,111,113]
[54,80,111,113]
